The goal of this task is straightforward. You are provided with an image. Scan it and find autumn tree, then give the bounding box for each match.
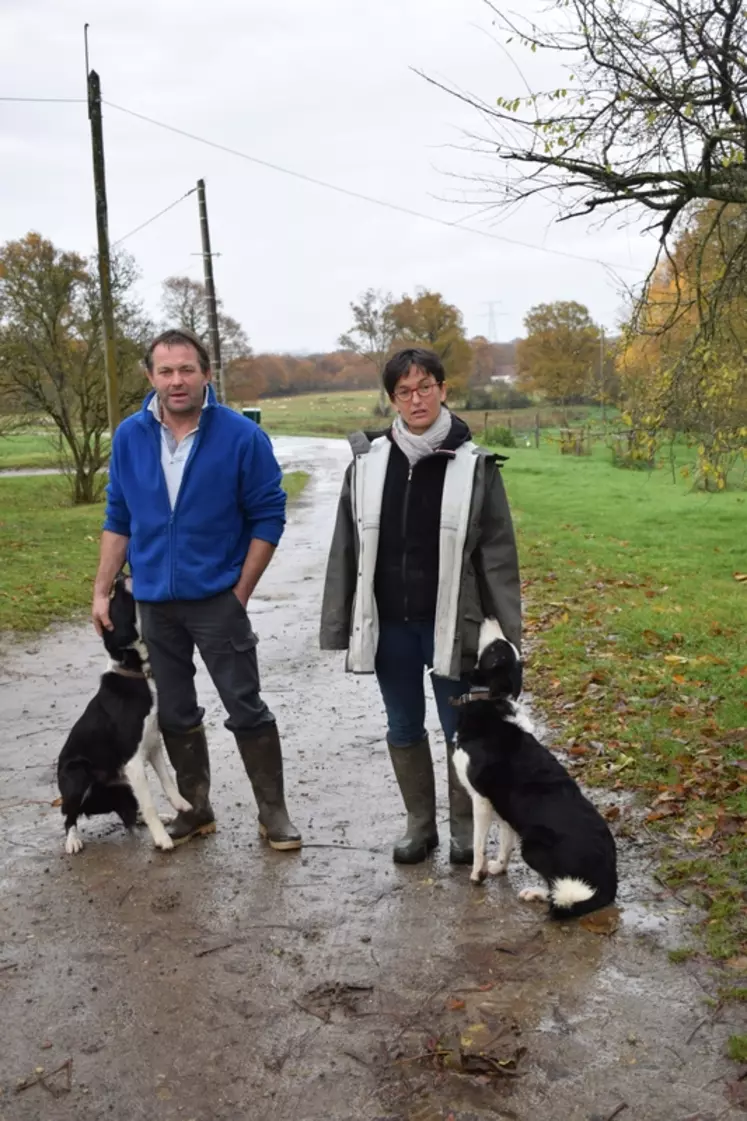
[517,302,599,405]
[0,232,151,503]
[428,1,747,246]
[618,203,747,487]
[161,276,251,365]
[390,288,473,399]
[338,288,398,415]
[423,1,747,454]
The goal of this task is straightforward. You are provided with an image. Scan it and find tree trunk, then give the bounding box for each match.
[377,383,390,418]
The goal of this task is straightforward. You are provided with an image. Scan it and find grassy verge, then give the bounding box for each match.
[499,442,746,963]
[0,471,310,633]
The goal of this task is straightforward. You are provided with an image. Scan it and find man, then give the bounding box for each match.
[320,347,521,865]
[92,328,301,851]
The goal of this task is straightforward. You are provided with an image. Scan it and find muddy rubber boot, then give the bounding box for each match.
[446,741,473,865]
[388,738,438,864]
[161,725,217,846]
[235,723,302,851]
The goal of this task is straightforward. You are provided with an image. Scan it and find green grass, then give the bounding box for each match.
[0,429,66,470]
[0,471,310,634]
[497,442,747,961]
[728,1035,747,1063]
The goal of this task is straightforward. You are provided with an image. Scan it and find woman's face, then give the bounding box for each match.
[391,364,446,434]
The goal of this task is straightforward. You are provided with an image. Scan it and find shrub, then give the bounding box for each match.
[484,425,517,448]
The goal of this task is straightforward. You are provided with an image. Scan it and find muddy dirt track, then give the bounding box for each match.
[0,436,744,1121]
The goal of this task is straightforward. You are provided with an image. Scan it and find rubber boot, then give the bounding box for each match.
[162,724,217,845]
[235,723,302,851]
[447,740,474,865]
[388,738,438,864]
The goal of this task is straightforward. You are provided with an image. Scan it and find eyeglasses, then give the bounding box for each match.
[393,380,439,403]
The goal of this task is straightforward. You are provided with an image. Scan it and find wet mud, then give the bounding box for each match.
[1,437,744,1120]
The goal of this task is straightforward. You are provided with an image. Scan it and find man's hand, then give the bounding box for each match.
[92,530,129,636]
[232,584,250,610]
[233,539,276,611]
[92,591,114,636]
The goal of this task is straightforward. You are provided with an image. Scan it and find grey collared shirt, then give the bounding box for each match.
[148,392,208,510]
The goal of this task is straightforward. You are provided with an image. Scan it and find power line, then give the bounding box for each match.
[0,96,86,103]
[103,99,642,275]
[112,187,197,247]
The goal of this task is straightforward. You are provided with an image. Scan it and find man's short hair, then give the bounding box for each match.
[144,329,211,374]
[382,347,446,399]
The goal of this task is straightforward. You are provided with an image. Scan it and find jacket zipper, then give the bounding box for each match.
[397,449,454,624]
[401,466,413,621]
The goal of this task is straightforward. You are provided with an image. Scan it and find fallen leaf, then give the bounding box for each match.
[604,805,621,821]
[446,998,466,1012]
[726,956,747,973]
[664,654,689,664]
[579,907,620,936]
[51,797,62,808]
[734,573,747,583]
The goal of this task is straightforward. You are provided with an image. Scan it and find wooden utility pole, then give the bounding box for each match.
[196,179,225,403]
[87,63,120,434]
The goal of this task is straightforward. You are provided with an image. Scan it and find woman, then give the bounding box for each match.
[320,347,521,864]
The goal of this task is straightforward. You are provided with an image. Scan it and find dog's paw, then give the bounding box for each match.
[172,796,192,814]
[487,859,509,876]
[65,831,83,855]
[153,832,175,852]
[469,866,488,885]
[519,887,549,903]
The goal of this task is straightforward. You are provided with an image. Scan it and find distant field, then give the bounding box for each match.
[0,392,617,469]
[252,391,613,442]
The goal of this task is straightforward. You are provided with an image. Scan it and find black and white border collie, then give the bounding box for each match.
[452,619,617,919]
[56,572,190,855]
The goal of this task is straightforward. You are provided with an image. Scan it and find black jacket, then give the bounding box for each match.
[374,414,472,622]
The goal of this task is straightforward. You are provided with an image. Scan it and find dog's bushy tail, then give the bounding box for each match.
[549,876,598,919]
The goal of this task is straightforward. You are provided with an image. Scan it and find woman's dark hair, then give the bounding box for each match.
[382,348,446,398]
[144,328,211,374]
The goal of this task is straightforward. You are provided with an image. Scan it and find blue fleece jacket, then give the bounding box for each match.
[104,388,286,602]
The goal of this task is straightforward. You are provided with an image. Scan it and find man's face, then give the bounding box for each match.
[147,342,210,417]
[391,363,446,434]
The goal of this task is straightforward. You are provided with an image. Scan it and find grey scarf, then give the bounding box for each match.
[391,406,453,466]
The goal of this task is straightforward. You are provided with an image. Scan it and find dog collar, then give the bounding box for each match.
[451,686,491,707]
[110,666,148,680]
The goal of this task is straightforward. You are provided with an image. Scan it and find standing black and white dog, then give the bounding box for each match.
[452,619,617,919]
[56,572,191,855]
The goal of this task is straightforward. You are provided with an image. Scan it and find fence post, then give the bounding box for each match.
[534,411,541,448]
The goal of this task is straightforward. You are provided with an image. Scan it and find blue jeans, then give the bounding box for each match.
[375,620,471,747]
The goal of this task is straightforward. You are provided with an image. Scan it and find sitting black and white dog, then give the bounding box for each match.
[57,572,190,855]
[452,619,617,919]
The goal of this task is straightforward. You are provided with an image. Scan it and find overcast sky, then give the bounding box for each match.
[1,0,657,353]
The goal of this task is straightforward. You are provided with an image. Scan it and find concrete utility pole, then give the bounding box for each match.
[196,179,225,403]
[86,49,120,434]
